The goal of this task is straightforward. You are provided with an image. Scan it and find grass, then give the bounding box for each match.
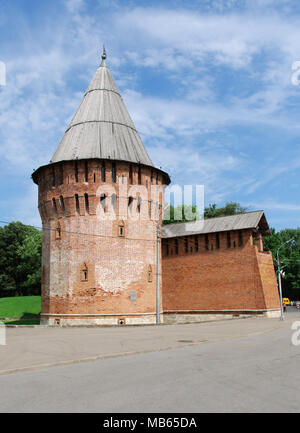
[0,296,41,319]
[3,319,40,325]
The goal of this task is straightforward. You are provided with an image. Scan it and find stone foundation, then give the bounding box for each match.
[41,313,160,327]
[162,309,281,324]
[41,309,281,326]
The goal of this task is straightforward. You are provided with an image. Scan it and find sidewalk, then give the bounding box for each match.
[0,311,298,375]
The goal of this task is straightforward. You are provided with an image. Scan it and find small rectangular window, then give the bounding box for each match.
[52,198,58,218]
[227,232,231,248]
[239,231,243,247]
[112,163,116,183]
[175,238,178,254]
[75,194,80,214]
[84,161,88,182]
[75,161,79,183]
[118,223,124,237]
[60,196,65,216]
[195,235,199,252]
[205,234,209,250]
[129,164,133,184]
[185,237,188,253]
[216,233,220,249]
[101,163,106,182]
[84,193,89,214]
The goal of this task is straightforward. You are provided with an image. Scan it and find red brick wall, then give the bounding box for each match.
[256,249,280,309]
[161,229,280,313]
[37,159,168,322]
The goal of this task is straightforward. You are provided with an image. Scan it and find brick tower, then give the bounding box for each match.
[32,49,170,326]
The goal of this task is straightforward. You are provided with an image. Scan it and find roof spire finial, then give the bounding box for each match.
[102,45,107,60]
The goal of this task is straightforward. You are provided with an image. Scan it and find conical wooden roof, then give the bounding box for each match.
[51,51,154,166]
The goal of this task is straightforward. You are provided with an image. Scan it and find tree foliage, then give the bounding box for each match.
[204,202,248,219]
[163,201,247,225]
[264,228,300,300]
[0,222,42,297]
[163,204,199,225]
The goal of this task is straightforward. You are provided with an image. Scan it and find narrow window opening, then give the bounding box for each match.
[195,235,199,252]
[84,161,88,182]
[233,240,236,248]
[52,198,58,218]
[112,162,116,183]
[84,193,89,214]
[238,231,243,247]
[151,169,154,184]
[227,232,231,248]
[55,223,61,239]
[101,163,106,182]
[75,194,80,214]
[128,196,133,209]
[185,237,188,253]
[137,196,142,213]
[75,161,78,183]
[81,264,88,281]
[205,234,209,250]
[59,195,65,216]
[129,164,133,184]
[93,173,96,183]
[166,242,169,256]
[100,194,106,211]
[216,233,220,249]
[175,238,179,255]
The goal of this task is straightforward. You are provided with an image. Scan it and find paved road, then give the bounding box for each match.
[1,309,300,412]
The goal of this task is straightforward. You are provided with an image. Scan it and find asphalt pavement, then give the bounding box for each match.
[0,308,299,412]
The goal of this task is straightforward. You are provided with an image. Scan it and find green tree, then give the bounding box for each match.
[264,228,300,300]
[163,204,199,225]
[0,222,42,297]
[204,202,248,219]
[17,229,42,295]
[163,202,247,225]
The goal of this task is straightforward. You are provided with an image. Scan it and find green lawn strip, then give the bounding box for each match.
[3,319,40,325]
[0,296,41,319]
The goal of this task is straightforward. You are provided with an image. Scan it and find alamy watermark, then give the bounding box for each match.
[94,179,205,233]
[0,61,6,87]
[0,322,6,346]
[291,321,300,346]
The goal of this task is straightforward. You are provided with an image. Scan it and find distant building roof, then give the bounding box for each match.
[161,210,270,238]
[50,49,154,167]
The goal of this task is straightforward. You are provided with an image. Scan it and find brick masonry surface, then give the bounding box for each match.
[37,159,168,325]
[35,159,280,326]
[161,228,281,321]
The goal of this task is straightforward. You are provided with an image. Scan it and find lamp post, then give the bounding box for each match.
[276,238,294,321]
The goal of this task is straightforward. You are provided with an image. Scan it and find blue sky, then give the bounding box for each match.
[0,0,299,230]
